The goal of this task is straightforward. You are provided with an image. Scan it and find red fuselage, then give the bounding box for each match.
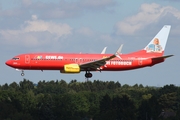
[5,50,164,72]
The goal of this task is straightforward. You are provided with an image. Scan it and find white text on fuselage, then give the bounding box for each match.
[106,61,132,65]
[45,56,63,59]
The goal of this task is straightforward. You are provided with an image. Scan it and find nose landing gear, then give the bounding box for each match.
[21,70,25,76]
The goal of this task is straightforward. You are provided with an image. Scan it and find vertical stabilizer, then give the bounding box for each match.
[144,25,171,54]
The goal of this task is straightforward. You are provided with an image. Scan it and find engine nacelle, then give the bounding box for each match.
[60,64,80,73]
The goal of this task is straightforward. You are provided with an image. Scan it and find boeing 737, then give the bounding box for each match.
[5,25,173,79]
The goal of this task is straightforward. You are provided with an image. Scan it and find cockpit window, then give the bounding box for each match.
[12,57,20,60]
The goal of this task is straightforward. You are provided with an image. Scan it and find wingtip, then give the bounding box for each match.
[101,47,107,54]
[117,44,123,53]
[114,44,123,59]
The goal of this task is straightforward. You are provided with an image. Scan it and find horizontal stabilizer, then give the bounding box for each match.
[152,55,174,61]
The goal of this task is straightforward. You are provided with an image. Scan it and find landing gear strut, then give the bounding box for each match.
[21,70,25,76]
[85,71,92,80]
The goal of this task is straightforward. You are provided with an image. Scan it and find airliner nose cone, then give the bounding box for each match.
[5,60,11,66]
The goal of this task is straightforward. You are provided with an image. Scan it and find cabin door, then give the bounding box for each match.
[138,58,143,66]
[25,55,30,64]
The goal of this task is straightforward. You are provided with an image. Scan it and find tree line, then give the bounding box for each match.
[0,79,179,120]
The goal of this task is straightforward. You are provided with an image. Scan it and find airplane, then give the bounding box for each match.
[5,25,173,79]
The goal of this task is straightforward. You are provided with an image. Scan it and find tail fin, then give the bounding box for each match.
[144,25,171,54]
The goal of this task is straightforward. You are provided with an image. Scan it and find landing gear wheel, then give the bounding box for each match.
[21,73,24,76]
[85,72,92,78]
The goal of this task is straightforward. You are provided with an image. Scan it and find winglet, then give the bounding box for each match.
[115,44,123,59]
[101,47,107,54]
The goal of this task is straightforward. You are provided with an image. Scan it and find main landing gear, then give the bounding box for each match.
[85,71,92,80]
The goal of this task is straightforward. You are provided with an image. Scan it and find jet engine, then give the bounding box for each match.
[60,64,80,73]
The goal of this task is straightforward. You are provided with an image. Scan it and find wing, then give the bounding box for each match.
[80,44,123,71]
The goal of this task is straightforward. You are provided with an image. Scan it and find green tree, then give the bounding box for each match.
[57,93,90,119]
[19,79,34,93]
[98,94,112,120]
[158,92,178,111]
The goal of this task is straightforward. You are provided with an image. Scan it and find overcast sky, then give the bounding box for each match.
[0,0,179,86]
